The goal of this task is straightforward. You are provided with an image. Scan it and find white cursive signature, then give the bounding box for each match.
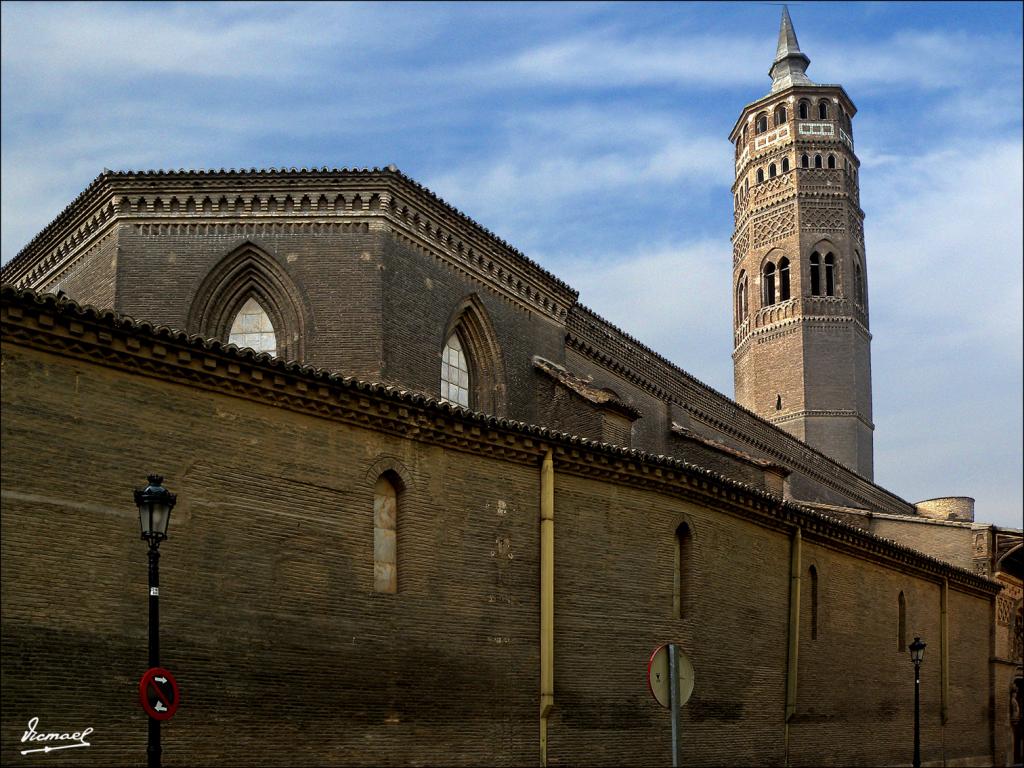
[20,717,93,755]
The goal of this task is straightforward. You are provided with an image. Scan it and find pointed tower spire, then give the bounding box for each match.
[769,6,814,92]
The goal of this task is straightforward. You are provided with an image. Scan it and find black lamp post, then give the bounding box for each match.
[135,475,176,768]
[909,636,926,768]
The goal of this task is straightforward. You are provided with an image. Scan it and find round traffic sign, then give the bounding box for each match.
[139,667,180,721]
[647,644,695,708]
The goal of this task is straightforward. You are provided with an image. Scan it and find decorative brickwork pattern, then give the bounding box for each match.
[801,203,846,233]
[752,204,796,248]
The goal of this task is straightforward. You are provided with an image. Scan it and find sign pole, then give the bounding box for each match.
[669,643,681,768]
[148,546,161,768]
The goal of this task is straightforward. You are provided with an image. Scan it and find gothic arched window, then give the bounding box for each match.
[824,253,836,296]
[818,100,829,120]
[756,113,769,134]
[373,474,399,593]
[827,154,837,169]
[810,252,821,296]
[675,523,692,619]
[854,261,864,306]
[228,297,277,355]
[756,168,764,184]
[809,565,819,640]
[736,271,748,324]
[769,163,777,178]
[778,257,791,301]
[801,154,809,169]
[814,154,823,169]
[763,262,777,306]
[782,157,790,173]
[441,333,470,407]
[798,100,810,120]
[775,104,787,126]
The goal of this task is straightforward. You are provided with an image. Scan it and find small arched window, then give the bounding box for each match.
[827,154,837,169]
[736,271,748,324]
[228,297,277,355]
[778,257,791,301]
[898,591,907,651]
[782,157,790,173]
[374,474,399,594]
[810,252,821,296]
[756,168,765,184]
[756,113,769,134]
[824,253,836,296]
[675,523,691,619]
[769,163,777,178]
[854,261,864,306]
[801,154,809,169]
[744,178,749,194]
[763,262,777,306]
[441,333,470,407]
[775,104,787,125]
[818,100,829,120]
[809,565,819,640]
[798,100,810,120]
[814,154,823,169]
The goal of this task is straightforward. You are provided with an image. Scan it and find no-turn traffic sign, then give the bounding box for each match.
[139,667,180,721]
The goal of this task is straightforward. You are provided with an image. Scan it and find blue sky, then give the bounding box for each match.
[2,1,1021,528]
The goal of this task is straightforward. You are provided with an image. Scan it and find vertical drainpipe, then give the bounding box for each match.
[540,448,555,767]
[783,526,802,766]
[940,577,949,725]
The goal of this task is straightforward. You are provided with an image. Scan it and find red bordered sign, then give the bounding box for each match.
[139,667,180,721]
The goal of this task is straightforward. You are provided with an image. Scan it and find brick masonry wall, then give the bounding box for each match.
[0,333,999,767]
[871,519,976,573]
[43,226,119,311]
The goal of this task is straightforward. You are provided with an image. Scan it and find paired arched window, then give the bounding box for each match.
[801,154,809,169]
[736,271,748,324]
[809,251,836,297]
[755,113,769,134]
[775,104,787,125]
[898,591,907,651]
[814,154,823,169]
[373,474,399,593]
[769,163,777,178]
[827,154,837,169]
[675,523,691,619]
[756,168,765,184]
[763,261,777,306]
[228,297,277,355]
[441,333,470,407]
[818,100,829,120]
[782,157,790,173]
[778,257,791,301]
[808,565,819,640]
[798,100,810,120]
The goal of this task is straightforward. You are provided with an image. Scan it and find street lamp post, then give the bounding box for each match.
[909,636,927,768]
[135,475,176,768]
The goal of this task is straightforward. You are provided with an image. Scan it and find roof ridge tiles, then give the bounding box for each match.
[0,283,1001,595]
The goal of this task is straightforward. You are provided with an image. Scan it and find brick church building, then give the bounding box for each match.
[2,8,1021,766]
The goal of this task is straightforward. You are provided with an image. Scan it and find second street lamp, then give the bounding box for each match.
[909,636,926,768]
[135,475,176,768]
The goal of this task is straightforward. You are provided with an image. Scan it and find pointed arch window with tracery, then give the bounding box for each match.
[228,297,277,355]
[441,333,470,407]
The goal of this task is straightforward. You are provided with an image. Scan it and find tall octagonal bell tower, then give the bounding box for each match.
[729,7,873,479]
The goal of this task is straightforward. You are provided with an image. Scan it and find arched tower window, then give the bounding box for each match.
[756,168,765,184]
[801,154,809,169]
[736,271,748,324]
[798,100,810,119]
[782,157,790,173]
[675,523,691,619]
[441,333,470,407]
[775,104,787,125]
[809,565,819,640]
[898,591,907,651]
[824,253,836,296]
[228,297,277,355]
[814,154,823,169]
[756,113,768,134]
[762,262,777,306]
[810,252,821,296]
[769,163,777,178]
[827,154,837,169]
[854,260,864,306]
[373,473,400,594]
[778,257,791,301]
[818,100,829,120]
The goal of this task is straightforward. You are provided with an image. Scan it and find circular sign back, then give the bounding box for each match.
[139,667,180,721]
[647,644,695,708]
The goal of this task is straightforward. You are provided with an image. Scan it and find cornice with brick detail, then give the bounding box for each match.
[0,167,579,324]
[1,285,1000,598]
